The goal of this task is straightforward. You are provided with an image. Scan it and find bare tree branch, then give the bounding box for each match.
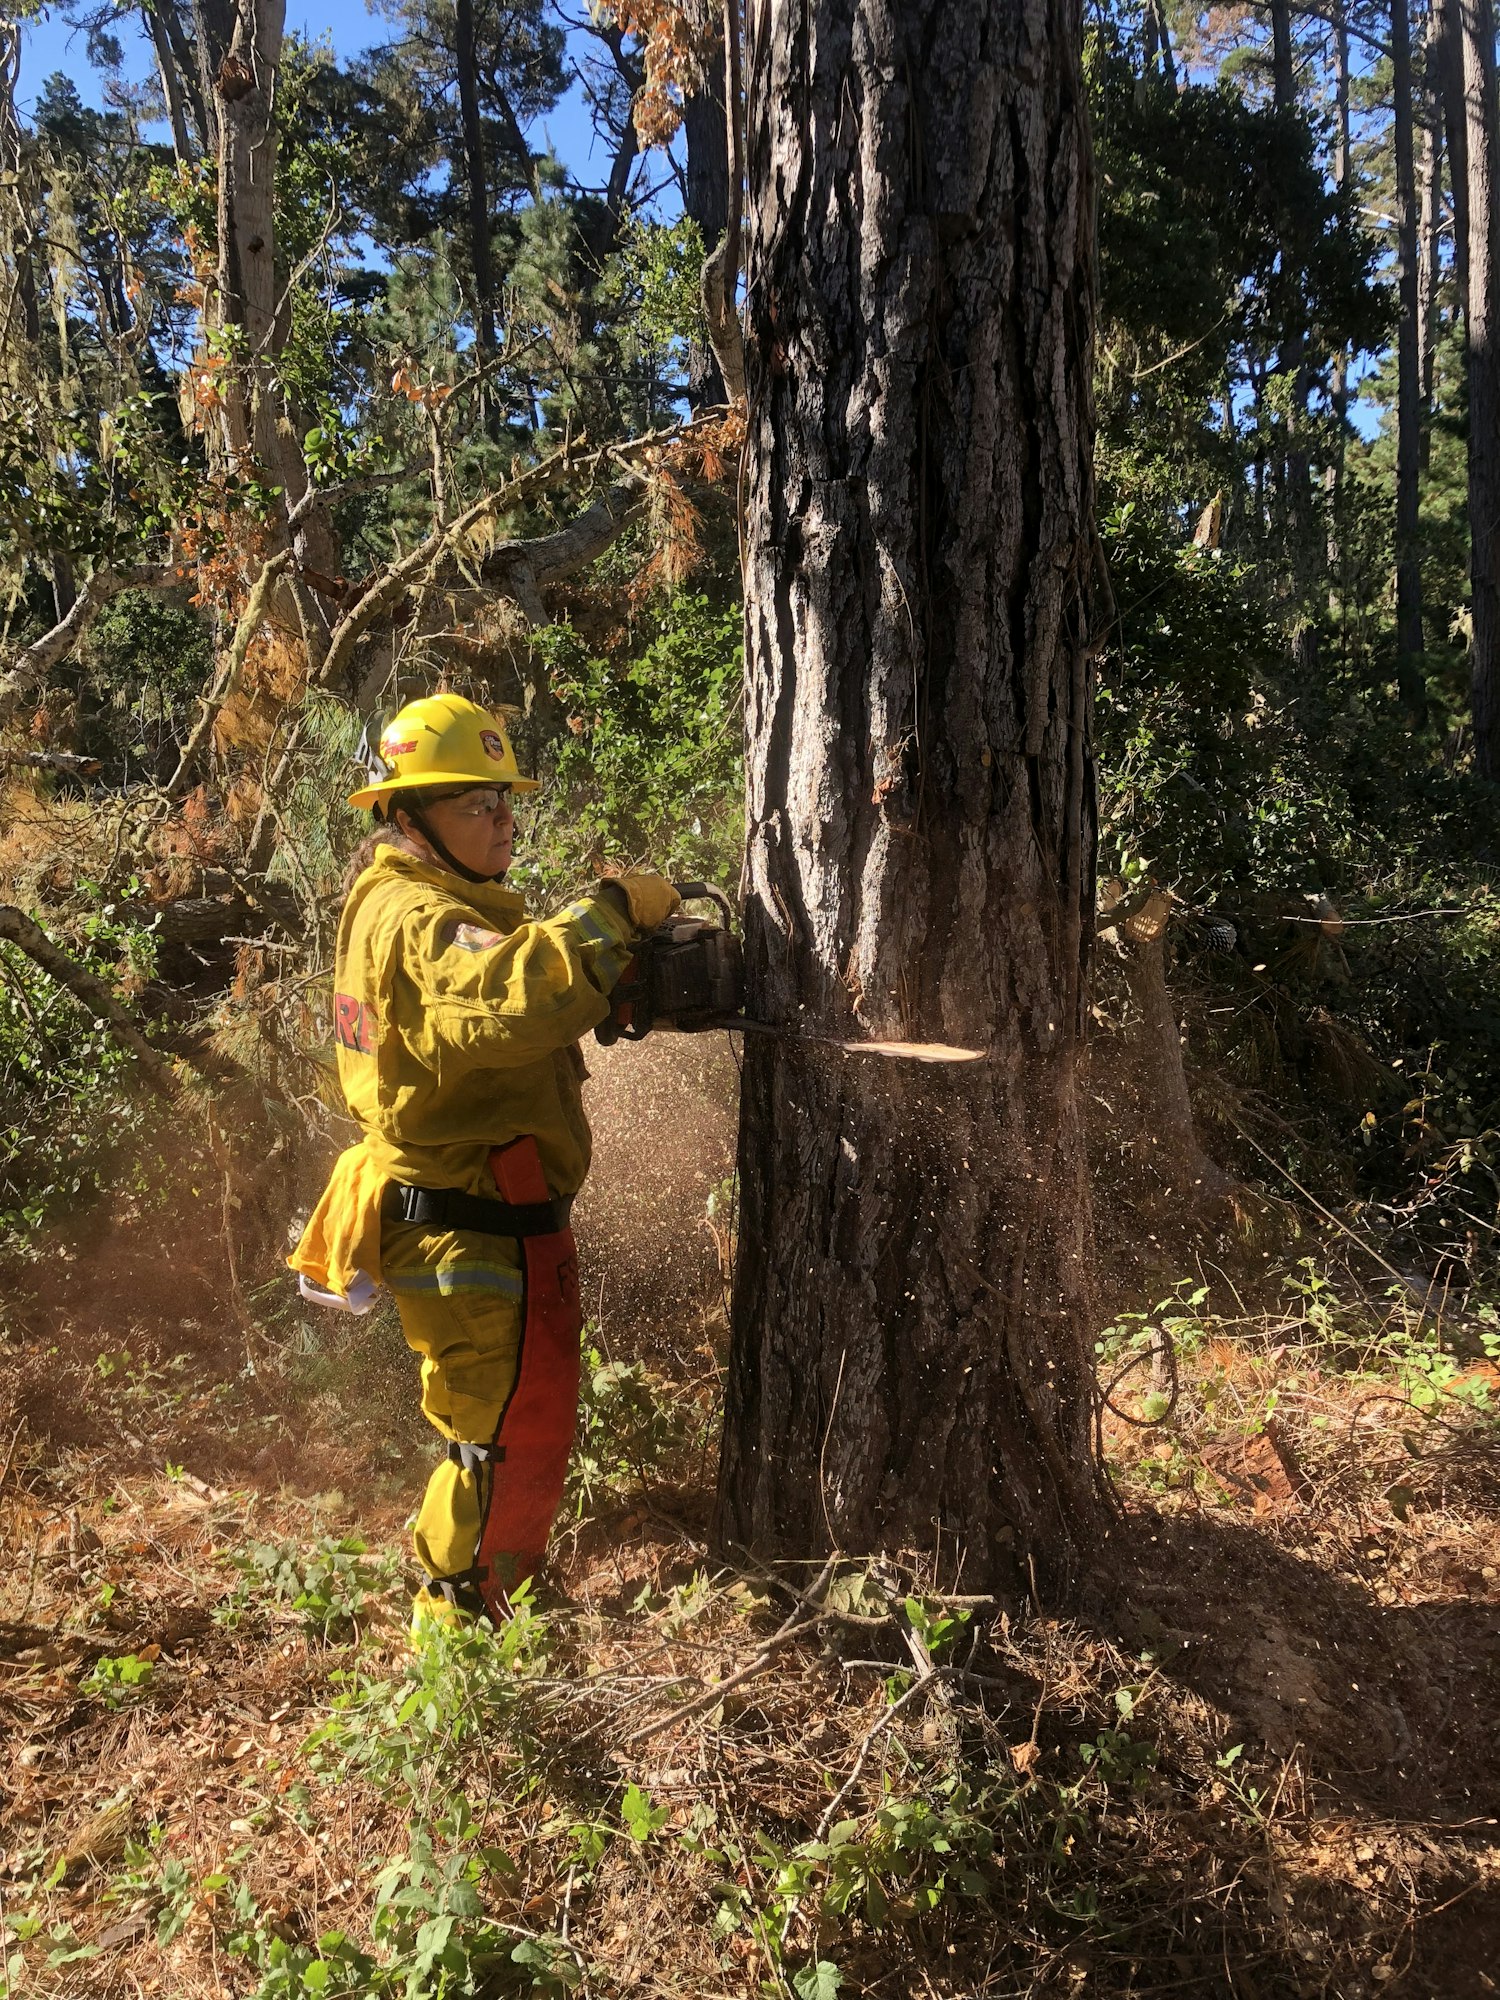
[482,477,648,622]
[0,566,174,707]
[0,750,102,777]
[166,549,293,799]
[0,904,175,1091]
[316,420,704,690]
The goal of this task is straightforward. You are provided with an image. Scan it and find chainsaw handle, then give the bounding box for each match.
[671,881,734,928]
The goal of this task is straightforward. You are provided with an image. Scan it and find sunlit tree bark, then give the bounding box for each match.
[717,0,1109,1597]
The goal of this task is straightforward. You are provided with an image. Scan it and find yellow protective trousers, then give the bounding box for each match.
[382,1137,582,1616]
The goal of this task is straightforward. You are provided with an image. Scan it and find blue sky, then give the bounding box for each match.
[17,3,1384,439]
[16,0,613,183]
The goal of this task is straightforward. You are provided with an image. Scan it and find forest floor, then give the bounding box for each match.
[2,1044,1498,2000]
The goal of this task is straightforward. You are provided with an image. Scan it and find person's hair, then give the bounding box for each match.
[340,784,486,899]
[341,822,409,897]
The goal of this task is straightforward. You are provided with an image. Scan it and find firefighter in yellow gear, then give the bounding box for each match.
[289,692,678,1631]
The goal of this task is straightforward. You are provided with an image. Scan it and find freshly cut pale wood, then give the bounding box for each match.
[827,1039,984,1065]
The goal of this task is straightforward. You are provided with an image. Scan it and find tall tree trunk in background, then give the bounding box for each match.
[213,0,335,665]
[1436,0,1468,305]
[157,1,211,153]
[1459,0,1500,776]
[717,0,1108,1597]
[1270,0,1296,103]
[215,0,286,475]
[455,0,498,432]
[1152,0,1176,90]
[1417,103,1443,471]
[700,0,745,403]
[192,0,236,157]
[143,2,195,164]
[0,19,41,349]
[1393,0,1428,723]
[1327,5,1351,582]
[1143,0,1177,90]
[1268,0,1317,665]
[682,41,730,409]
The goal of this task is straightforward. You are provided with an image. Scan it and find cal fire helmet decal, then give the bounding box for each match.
[479,729,507,761]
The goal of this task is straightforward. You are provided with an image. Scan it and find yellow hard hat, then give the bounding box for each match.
[348,693,540,809]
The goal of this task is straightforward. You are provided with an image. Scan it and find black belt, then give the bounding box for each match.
[381,1183,573,1238]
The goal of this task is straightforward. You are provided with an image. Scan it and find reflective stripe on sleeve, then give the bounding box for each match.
[559,895,631,989]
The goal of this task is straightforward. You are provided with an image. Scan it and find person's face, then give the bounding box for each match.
[399,785,515,877]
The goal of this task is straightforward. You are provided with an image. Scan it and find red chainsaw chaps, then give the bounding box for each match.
[473,1137,581,1617]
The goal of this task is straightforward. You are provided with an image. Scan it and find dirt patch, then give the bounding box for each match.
[574,1028,737,1361]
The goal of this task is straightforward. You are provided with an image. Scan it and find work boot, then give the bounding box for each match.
[409,1581,484,1647]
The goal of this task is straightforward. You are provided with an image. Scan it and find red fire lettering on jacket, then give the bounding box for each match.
[334,992,377,1054]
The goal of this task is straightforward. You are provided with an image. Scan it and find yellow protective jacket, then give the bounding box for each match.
[290,845,635,1298]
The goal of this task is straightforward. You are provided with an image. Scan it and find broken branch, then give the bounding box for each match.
[166,549,293,800]
[0,905,175,1092]
[0,565,174,706]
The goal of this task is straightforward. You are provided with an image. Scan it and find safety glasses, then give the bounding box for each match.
[428,785,514,817]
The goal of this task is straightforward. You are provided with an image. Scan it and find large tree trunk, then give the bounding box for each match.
[1459,0,1500,777]
[1393,0,1428,723]
[716,0,1108,1599]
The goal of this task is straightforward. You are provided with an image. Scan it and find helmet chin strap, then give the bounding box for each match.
[394,806,507,886]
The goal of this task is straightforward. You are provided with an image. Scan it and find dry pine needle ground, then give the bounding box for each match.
[1,1259,1498,2000]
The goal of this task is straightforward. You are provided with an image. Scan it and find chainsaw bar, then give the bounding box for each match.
[724,1017,985,1063]
[595,885,985,1063]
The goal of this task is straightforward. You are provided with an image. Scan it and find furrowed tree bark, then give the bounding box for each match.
[1459,0,1500,777]
[1393,0,1428,723]
[717,0,1108,1598]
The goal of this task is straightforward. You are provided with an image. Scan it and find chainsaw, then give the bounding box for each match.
[594,884,984,1064]
[595,883,747,1044]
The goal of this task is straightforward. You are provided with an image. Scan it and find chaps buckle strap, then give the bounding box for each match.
[381,1182,571,1238]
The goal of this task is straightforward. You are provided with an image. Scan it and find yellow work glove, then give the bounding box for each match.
[603,873,681,932]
